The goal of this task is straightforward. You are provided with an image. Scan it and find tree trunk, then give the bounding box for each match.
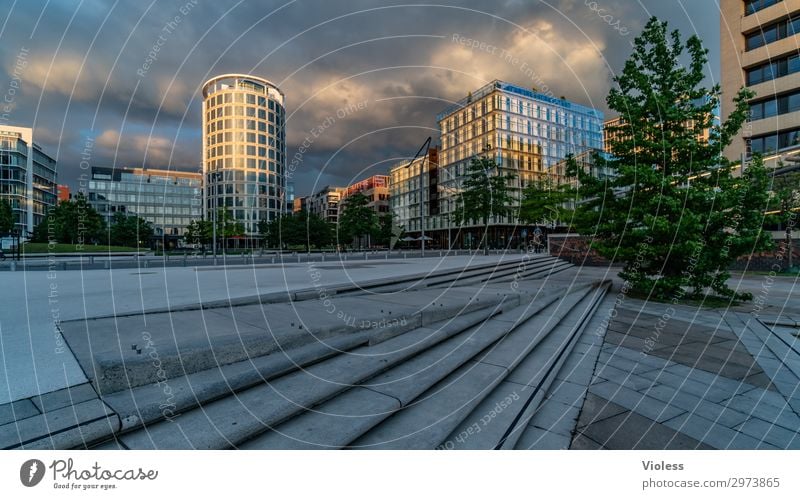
[483,215,489,256]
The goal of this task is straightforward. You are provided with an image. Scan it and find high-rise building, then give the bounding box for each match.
[87,167,202,247]
[391,81,603,248]
[0,125,57,235]
[342,175,390,215]
[202,74,286,237]
[721,0,800,167]
[308,186,343,224]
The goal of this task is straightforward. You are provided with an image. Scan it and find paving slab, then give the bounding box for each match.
[0,398,117,449]
[643,384,750,428]
[588,381,685,423]
[578,409,711,450]
[575,393,629,429]
[663,412,775,450]
[0,399,40,427]
[734,417,800,449]
[31,383,98,413]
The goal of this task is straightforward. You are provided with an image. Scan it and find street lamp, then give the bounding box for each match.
[404,136,432,256]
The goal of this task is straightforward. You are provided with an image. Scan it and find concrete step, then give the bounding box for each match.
[113,300,513,449]
[498,261,573,282]
[452,258,570,286]
[444,282,609,449]
[237,289,570,449]
[60,284,515,396]
[351,284,604,449]
[514,294,614,449]
[422,256,559,288]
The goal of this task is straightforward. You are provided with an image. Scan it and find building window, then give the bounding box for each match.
[745,0,781,15]
[746,52,800,85]
[745,15,800,51]
[749,89,800,120]
[750,126,800,153]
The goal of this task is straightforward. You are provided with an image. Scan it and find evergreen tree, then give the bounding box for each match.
[569,17,772,300]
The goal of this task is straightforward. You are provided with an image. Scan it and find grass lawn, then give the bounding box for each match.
[20,243,143,254]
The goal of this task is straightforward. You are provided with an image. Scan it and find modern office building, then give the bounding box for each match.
[308,186,344,223]
[87,167,202,247]
[0,125,57,236]
[202,74,287,237]
[392,81,604,248]
[342,174,390,215]
[721,0,800,167]
[389,147,440,236]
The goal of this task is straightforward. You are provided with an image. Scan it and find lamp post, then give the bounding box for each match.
[405,136,431,257]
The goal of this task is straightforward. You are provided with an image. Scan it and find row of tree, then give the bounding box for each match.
[25,195,154,247]
[257,192,395,250]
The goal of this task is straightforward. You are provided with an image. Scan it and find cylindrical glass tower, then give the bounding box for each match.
[202,74,286,236]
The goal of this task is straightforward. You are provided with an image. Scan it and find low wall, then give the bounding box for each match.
[549,235,800,271]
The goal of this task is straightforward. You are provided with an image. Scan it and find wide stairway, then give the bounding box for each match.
[4,254,614,450]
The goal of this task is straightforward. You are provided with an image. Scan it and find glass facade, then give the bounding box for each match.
[87,167,202,239]
[0,126,57,235]
[431,80,604,230]
[202,74,286,235]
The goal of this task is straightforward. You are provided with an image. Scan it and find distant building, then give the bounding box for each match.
[286,182,295,213]
[57,184,70,202]
[0,125,57,235]
[721,0,800,168]
[342,174,390,215]
[308,186,343,224]
[201,74,287,237]
[87,167,202,247]
[389,147,439,236]
[292,196,307,213]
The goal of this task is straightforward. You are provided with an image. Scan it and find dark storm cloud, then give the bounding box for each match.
[0,0,721,195]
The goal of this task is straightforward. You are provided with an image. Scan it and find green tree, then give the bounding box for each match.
[519,176,576,228]
[259,212,333,250]
[377,212,397,247]
[0,199,13,235]
[338,192,378,249]
[109,212,154,247]
[186,219,213,246]
[216,209,245,238]
[568,17,772,300]
[31,194,106,245]
[452,153,517,255]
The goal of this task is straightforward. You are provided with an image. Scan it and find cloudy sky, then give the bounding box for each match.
[0,0,722,196]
